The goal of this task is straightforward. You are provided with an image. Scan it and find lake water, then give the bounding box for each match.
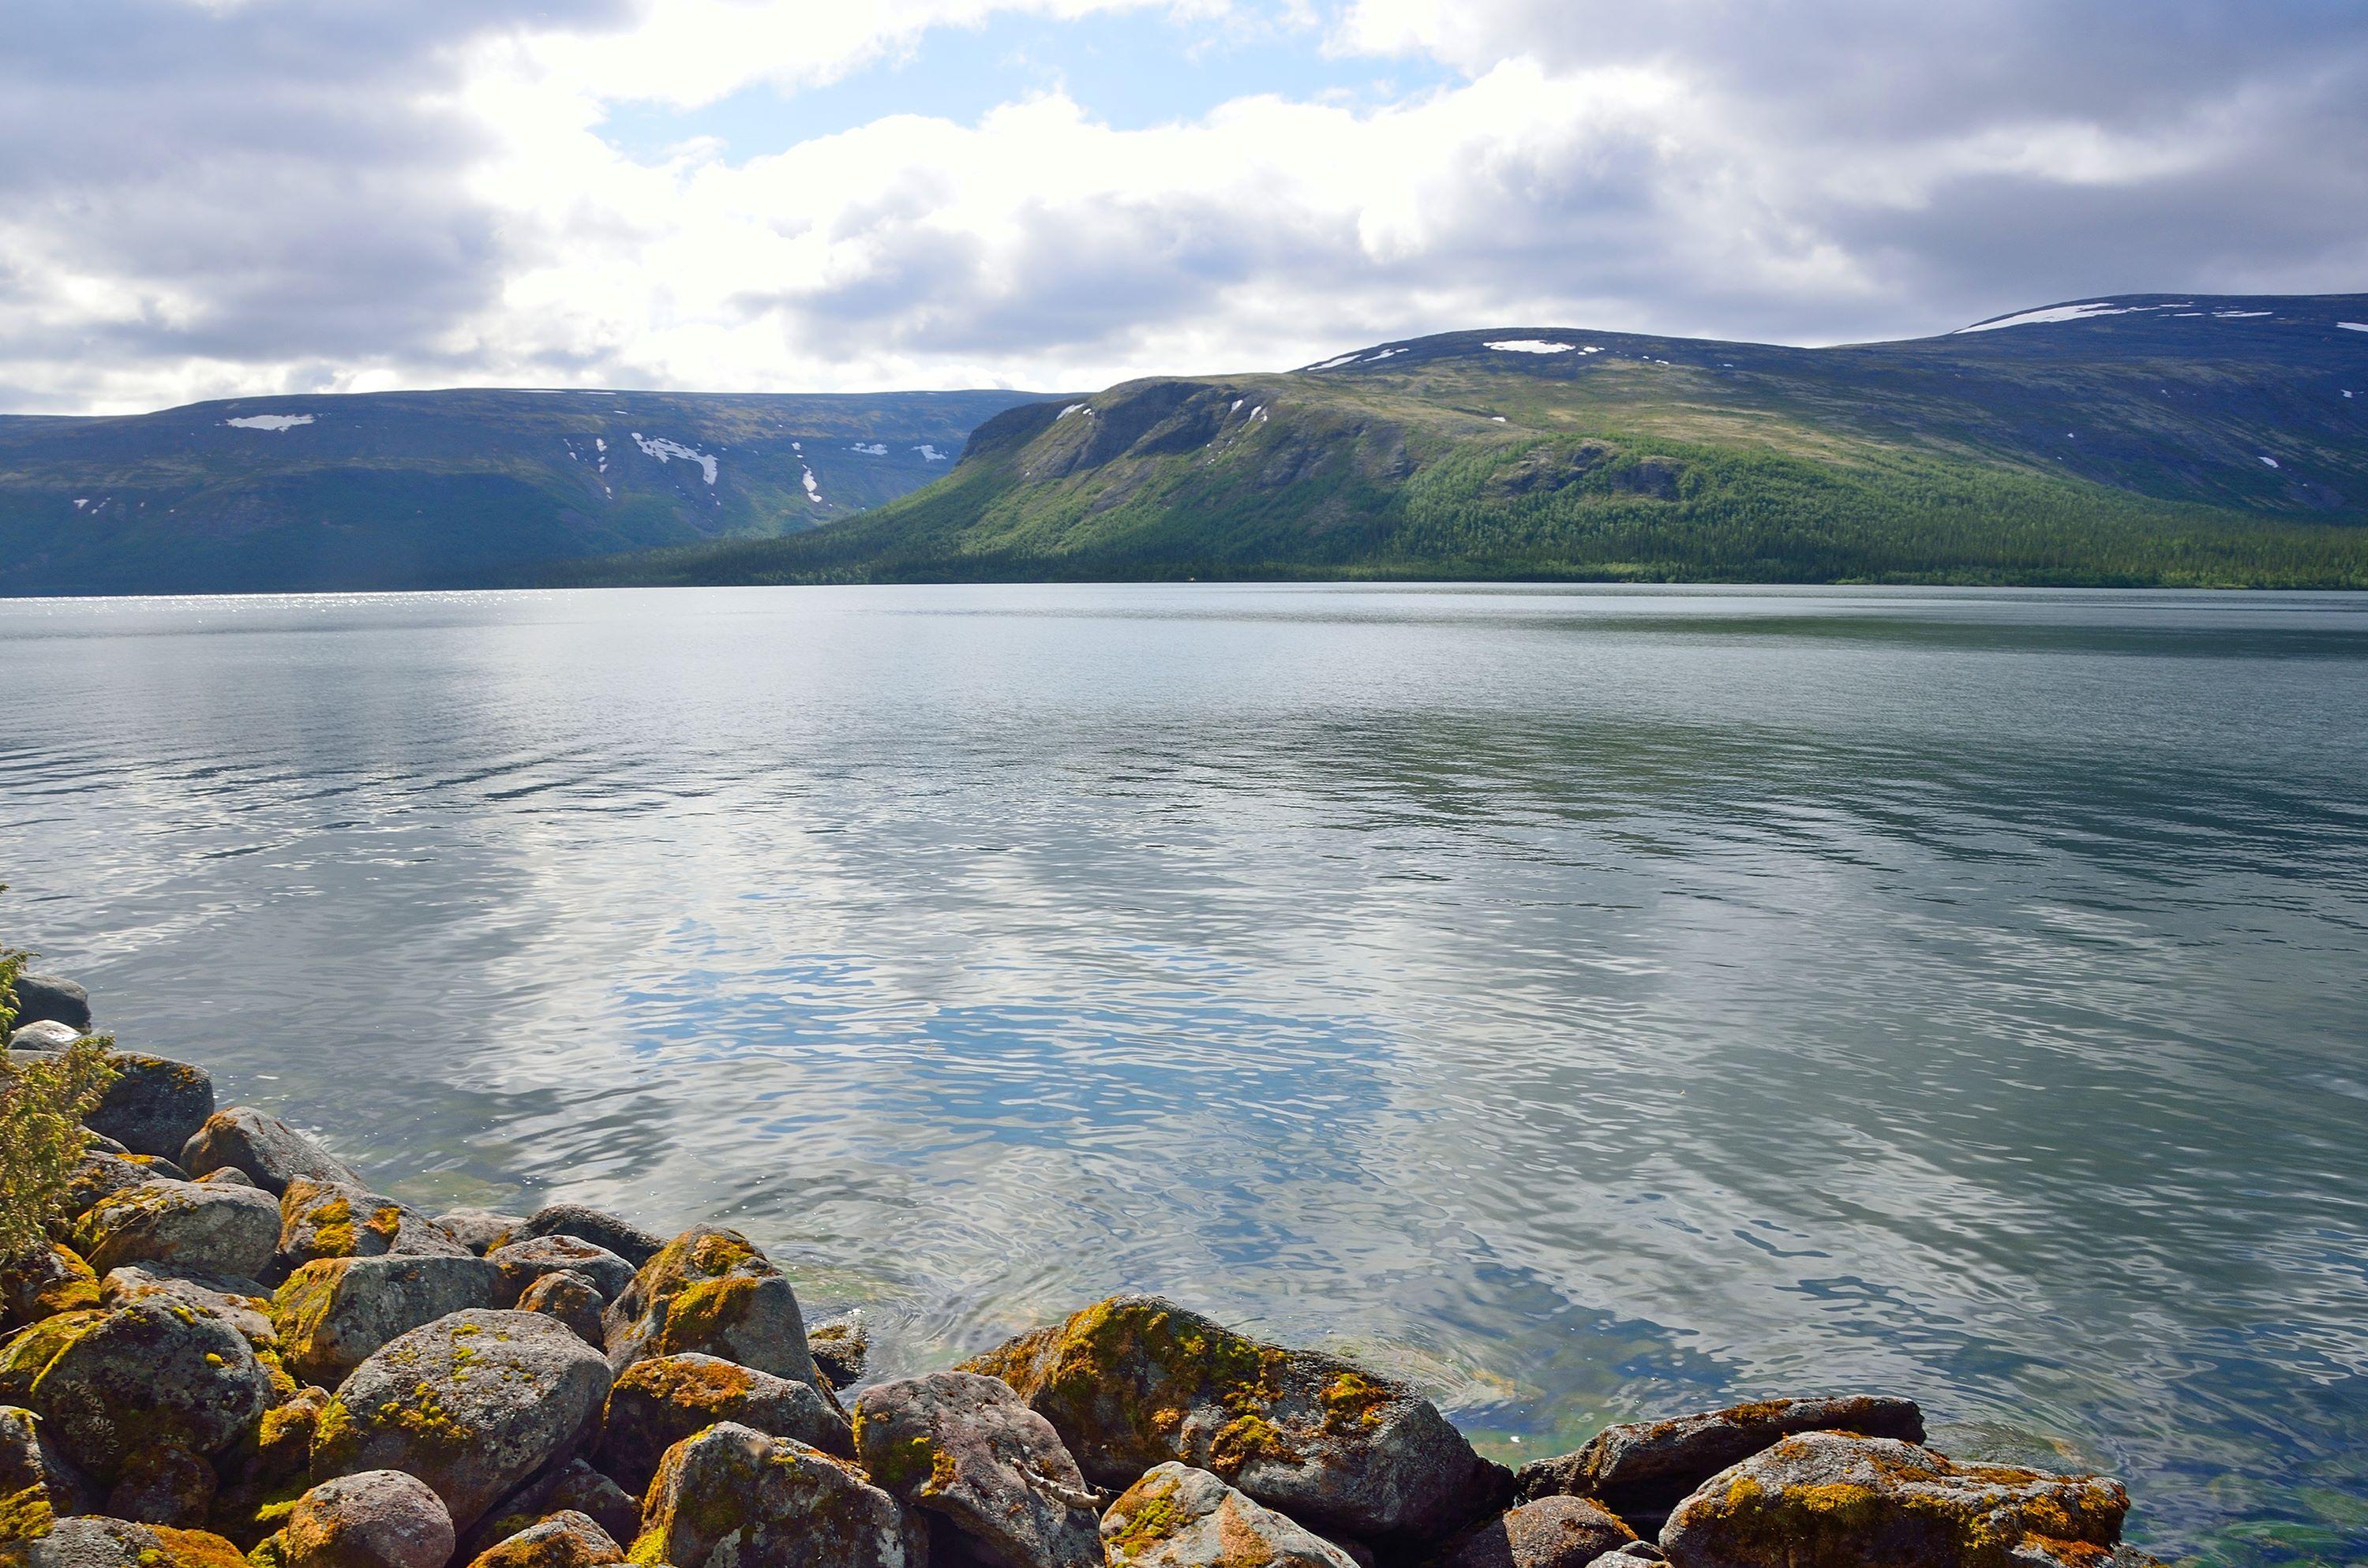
[2,583,2364,1563]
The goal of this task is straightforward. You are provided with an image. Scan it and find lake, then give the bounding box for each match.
[2,583,2363,1564]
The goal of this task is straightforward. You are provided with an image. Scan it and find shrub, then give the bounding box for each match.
[0,892,118,1261]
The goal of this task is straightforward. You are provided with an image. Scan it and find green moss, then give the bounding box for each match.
[0,1483,57,1544]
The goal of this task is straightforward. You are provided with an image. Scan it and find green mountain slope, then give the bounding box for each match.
[575,294,2368,589]
[0,387,1056,594]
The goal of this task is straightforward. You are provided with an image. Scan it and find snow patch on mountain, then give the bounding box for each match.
[631,432,718,485]
[915,444,949,461]
[1486,340,1579,354]
[224,414,314,431]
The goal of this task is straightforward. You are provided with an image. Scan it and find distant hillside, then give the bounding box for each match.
[571,294,2368,589]
[0,387,1055,594]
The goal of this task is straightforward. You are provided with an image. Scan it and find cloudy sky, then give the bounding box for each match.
[5,0,2364,414]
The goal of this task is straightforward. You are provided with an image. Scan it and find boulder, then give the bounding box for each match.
[464,1510,623,1568]
[310,1309,611,1534]
[6,1021,82,1053]
[1101,1462,1360,1567]
[1657,1432,2129,1568]
[84,1054,215,1160]
[631,1421,919,1568]
[515,1272,604,1348]
[72,1179,279,1280]
[595,1352,852,1495]
[9,976,91,1035]
[854,1370,1101,1568]
[277,1178,468,1270]
[508,1206,661,1270]
[212,1387,332,1548]
[433,1211,529,1257]
[197,1168,257,1189]
[451,1458,636,1565]
[2,1516,251,1568]
[0,1405,96,1541]
[809,1311,869,1387]
[0,1301,274,1478]
[1439,1498,1637,1568]
[272,1254,498,1388]
[602,1226,819,1388]
[277,1470,456,1568]
[179,1110,362,1199]
[486,1237,634,1308]
[103,1442,216,1527]
[1519,1396,1924,1529]
[964,1295,1504,1550]
[54,1155,162,1240]
[99,1264,279,1353]
[0,1246,101,1332]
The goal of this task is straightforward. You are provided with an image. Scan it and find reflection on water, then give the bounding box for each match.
[2,583,2364,1565]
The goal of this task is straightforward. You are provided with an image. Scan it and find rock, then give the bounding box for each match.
[631,1421,919,1568]
[272,1254,498,1388]
[965,1295,1504,1550]
[509,1206,661,1270]
[310,1309,611,1534]
[197,1168,257,1189]
[1519,1396,1925,1529]
[119,1155,190,1182]
[595,1352,852,1495]
[54,1155,161,1240]
[103,1443,215,1527]
[178,1109,362,1199]
[1101,1462,1360,1567]
[0,1300,274,1480]
[1580,1549,1662,1567]
[84,1054,215,1160]
[99,1264,279,1353]
[515,1272,604,1348]
[277,1178,467,1270]
[433,1211,529,1257]
[543,1465,640,1551]
[71,1178,279,1280]
[2,1516,252,1568]
[486,1237,634,1308]
[464,1510,622,1568]
[0,1405,96,1541]
[6,1021,82,1053]
[602,1226,819,1389]
[9,976,91,1035]
[0,1247,101,1332]
[1657,1432,2130,1568]
[212,1387,332,1547]
[278,1470,456,1568]
[854,1370,1102,1568]
[809,1311,869,1387]
[1438,1498,1637,1568]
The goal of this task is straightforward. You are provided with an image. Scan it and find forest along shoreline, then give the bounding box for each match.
[0,964,2164,1568]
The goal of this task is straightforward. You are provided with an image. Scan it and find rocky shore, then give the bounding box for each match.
[0,971,2161,1568]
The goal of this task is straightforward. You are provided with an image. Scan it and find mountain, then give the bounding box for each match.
[571,294,2368,589]
[0,387,1057,594]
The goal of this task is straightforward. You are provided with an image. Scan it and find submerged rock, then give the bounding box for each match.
[179,1110,362,1199]
[509,1207,661,1270]
[276,1178,467,1270]
[1519,1396,1924,1529]
[631,1421,919,1568]
[9,976,91,1035]
[0,1300,274,1480]
[487,1237,633,1308]
[808,1311,870,1387]
[1439,1497,1637,1568]
[72,1178,279,1280]
[964,1295,1505,1550]
[3,1516,251,1568]
[310,1309,611,1534]
[595,1351,851,1495]
[853,1370,1103,1568]
[272,1254,499,1391]
[463,1510,622,1568]
[1657,1432,2128,1568]
[602,1225,819,1389]
[1100,1462,1360,1568]
[84,1054,215,1160]
[275,1470,456,1568]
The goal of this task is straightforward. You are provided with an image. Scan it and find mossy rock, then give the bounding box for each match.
[629,1421,918,1568]
[0,1407,96,1545]
[278,1469,455,1568]
[272,1254,497,1388]
[0,1248,101,1334]
[604,1227,818,1390]
[463,1510,622,1568]
[505,1207,661,1270]
[1435,1495,1635,1568]
[277,1180,470,1271]
[0,1300,273,1480]
[1102,1462,1362,1567]
[84,1053,215,1161]
[597,1352,850,1496]
[1658,1432,2130,1568]
[73,1178,279,1281]
[486,1238,633,1308]
[963,1295,1504,1551]
[100,1265,281,1358]
[101,1443,215,1529]
[852,1370,1101,1568]
[0,1516,252,1568]
[178,1110,362,1200]
[309,1309,610,1535]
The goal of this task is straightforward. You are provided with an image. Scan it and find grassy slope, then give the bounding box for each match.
[572,296,2368,589]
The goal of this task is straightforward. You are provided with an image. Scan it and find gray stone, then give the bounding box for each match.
[272,1253,500,1388]
[71,1178,279,1280]
[310,1309,613,1535]
[6,1020,82,1053]
[178,1108,361,1198]
[2,1515,254,1567]
[602,1226,819,1388]
[511,1206,661,1269]
[104,1443,216,1527]
[1657,1432,2129,1568]
[433,1211,529,1257]
[10,975,91,1034]
[631,1421,919,1568]
[99,1264,279,1354]
[595,1352,852,1495]
[515,1271,605,1349]
[276,1177,469,1270]
[0,1404,97,1529]
[465,1510,624,1568]
[1100,1463,1360,1567]
[1439,1497,1637,1568]
[0,1245,102,1333]
[854,1370,1102,1568]
[809,1311,869,1387]
[280,1469,458,1568]
[0,1300,274,1479]
[84,1054,214,1160]
[487,1236,634,1308]
[196,1168,257,1189]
